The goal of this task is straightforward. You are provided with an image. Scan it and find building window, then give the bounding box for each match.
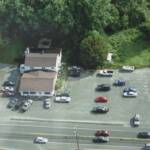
[45,92,50,95]
[23,92,29,94]
[30,92,36,94]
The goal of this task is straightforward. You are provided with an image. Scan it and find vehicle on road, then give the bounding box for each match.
[144,143,150,150]
[96,70,113,77]
[7,98,18,108]
[133,114,140,127]
[34,137,48,144]
[138,132,150,138]
[123,91,138,97]
[3,81,15,87]
[113,80,125,86]
[120,66,135,72]
[54,93,71,103]
[93,137,109,143]
[21,99,33,111]
[95,96,108,103]
[95,130,110,137]
[95,84,111,92]
[92,106,109,113]
[43,99,51,109]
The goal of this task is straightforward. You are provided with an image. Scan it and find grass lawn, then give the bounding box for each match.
[0,38,25,64]
[109,28,150,67]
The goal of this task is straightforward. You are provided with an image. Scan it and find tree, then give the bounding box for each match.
[80,30,108,69]
[139,21,150,40]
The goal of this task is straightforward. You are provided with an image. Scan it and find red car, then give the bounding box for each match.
[95,96,108,103]
[95,130,110,137]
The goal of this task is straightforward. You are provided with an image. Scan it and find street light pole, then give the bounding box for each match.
[74,127,80,150]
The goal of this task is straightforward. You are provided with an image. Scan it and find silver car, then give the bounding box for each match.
[145,143,150,150]
[44,99,51,109]
[34,137,48,144]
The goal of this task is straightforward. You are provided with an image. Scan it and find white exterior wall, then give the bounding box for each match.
[20,90,54,97]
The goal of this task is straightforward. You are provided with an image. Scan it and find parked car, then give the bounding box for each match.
[138,132,150,138]
[93,137,109,143]
[95,130,110,137]
[44,99,51,109]
[13,100,23,110]
[95,96,108,103]
[123,87,137,92]
[113,80,125,86]
[3,86,15,92]
[3,81,15,87]
[7,98,18,108]
[133,114,140,127]
[95,84,111,92]
[92,106,109,113]
[21,99,33,112]
[68,66,81,77]
[123,91,137,97]
[144,143,150,150]
[54,93,71,103]
[34,137,48,144]
[120,66,135,72]
[3,91,15,97]
[96,70,113,77]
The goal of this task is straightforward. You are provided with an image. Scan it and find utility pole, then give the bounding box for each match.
[74,127,80,150]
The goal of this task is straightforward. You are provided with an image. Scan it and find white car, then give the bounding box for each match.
[120,66,135,72]
[123,91,137,97]
[54,93,71,103]
[145,143,150,150]
[28,99,33,104]
[34,137,48,144]
[3,86,14,92]
[97,70,113,77]
[44,99,51,109]
[133,114,140,126]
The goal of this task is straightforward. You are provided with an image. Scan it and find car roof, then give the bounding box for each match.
[145,143,150,146]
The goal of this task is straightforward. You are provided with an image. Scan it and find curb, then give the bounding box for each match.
[11,117,124,126]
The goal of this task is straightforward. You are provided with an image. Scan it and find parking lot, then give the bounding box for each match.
[0,64,150,127]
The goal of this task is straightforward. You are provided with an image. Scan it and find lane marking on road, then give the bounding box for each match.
[0,131,149,142]
[0,123,141,133]
[11,118,125,126]
[0,138,142,149]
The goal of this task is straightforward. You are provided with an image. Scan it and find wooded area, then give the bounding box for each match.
[0,0,150,68]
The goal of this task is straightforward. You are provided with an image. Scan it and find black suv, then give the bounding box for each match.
[92,106,109,113]
[3,81,15,87]
[95,84,111,91]
[68,66,80,77]
[138,132,150,138]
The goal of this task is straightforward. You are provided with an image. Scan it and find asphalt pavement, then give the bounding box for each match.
[0,120,148,150]
[0,65,150,150]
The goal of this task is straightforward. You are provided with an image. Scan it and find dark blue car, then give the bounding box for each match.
[113,80,125,86]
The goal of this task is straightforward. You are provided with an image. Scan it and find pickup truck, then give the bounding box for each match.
[96,70,113,77]
[120,66,135,72]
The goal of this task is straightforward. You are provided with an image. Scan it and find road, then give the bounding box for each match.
[0,120,149,150]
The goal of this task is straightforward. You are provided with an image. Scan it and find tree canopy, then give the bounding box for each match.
[0,0,150,68]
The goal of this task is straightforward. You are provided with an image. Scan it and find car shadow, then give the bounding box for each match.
[130,118,134,127]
